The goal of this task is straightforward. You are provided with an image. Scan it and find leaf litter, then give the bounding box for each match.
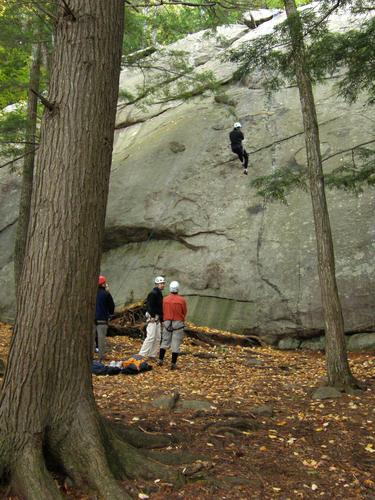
[0,322,374,499]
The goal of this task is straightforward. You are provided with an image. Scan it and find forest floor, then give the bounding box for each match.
[0,322,374,499]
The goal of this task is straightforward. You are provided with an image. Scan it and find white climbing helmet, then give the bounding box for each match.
[154,276,166,284]
[169,281,180,293]
[234,122,242,129]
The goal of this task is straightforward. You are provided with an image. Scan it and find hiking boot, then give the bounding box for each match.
[243,169,248,175]
[157,360,164,366]
[170,363,178,370]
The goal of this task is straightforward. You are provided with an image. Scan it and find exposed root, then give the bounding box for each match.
[12,444,63,500]
[145,450,205,465]
[57,403,130,500]
[2,400,186,498]
[110,421,175,449]
[203,417,259,432]
[329,375,365,393]
[108,428,185,487]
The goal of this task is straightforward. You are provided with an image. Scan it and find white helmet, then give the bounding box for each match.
[234,122,242,129]
[169,281,179,293]
[154,276,166,284]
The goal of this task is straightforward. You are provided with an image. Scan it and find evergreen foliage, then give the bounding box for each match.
[0,3,50,168]
[226,0,375,201]
[120,48,219,109]
[123,3,242,55]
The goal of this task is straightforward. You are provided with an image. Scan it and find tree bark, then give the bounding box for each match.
[14,42,42,295]
[0,2,176,498]
[283,0,358,390]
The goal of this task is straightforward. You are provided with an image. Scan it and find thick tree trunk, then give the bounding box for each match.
[283,0,358,390]
[14,42,42,294]
[0,2,176,498]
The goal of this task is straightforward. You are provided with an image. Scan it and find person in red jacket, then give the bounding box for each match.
[158,280,187,370]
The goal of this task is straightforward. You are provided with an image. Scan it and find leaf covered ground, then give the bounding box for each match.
[0,322,374,499]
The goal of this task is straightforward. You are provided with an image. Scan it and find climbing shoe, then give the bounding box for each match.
[243,169,248,175]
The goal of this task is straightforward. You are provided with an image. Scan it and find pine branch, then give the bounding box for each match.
[125,0,249,8]
[33,1,58,23]
[0,141,38,146]
[303,0,343,37]
[322,139,375,163]
[0,149,39,170]
[128,0,216,7]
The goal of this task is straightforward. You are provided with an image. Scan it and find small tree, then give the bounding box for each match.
[283,0,358,390]
[13,40,42,293]
[229,0,361,390]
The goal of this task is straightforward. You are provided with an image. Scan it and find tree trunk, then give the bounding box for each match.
[14,41,42,294]
[283,0,358,390]
[0,2,176,498]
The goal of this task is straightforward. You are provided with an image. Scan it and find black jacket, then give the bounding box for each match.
[95,287,115,321]
[229,129,244,147]
[146,287,163,321]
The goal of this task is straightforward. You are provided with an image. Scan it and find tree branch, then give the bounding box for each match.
[33,1,58,23]
[127,0,216,6]
[322,139,375,163]
[303,0,343,37]
[0,148,39,170]
[60,0,76,20]
[0,141,38,146]
[30,88,55,111]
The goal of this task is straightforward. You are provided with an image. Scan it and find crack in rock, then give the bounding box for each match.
[103,225,229,252]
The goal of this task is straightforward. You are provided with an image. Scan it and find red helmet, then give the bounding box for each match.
[98,275,106,286]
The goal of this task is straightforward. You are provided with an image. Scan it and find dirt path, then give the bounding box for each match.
[1,323,374,499]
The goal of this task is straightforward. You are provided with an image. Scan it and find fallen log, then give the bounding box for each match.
[184,325,263,347]
[108,321,263,347]
[109,302,264,347]
[107,323,145,339]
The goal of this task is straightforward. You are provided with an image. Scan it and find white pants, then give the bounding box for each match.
[139,320,161,358]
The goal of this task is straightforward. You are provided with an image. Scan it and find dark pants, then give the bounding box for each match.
[231,145,249,169]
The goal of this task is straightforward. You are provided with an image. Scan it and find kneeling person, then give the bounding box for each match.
[159,281,187,370]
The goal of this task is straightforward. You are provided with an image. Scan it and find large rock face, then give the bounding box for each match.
[1,6,374,343]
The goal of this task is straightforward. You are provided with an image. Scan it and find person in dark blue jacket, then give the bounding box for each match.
[94,275,115,361]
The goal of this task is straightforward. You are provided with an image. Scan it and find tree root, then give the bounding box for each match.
[109,421,175,449]
[108,428,185,487]
[203,417,259,432]
[2,402,185,498]
[57,403,130,500]
[208,426,245,436]
[329,374,365,393]
[12,443,63,500]
[145,450,205,465]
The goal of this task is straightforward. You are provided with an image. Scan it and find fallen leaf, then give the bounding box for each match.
[302,459,318,468]
[363,479,375,490]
